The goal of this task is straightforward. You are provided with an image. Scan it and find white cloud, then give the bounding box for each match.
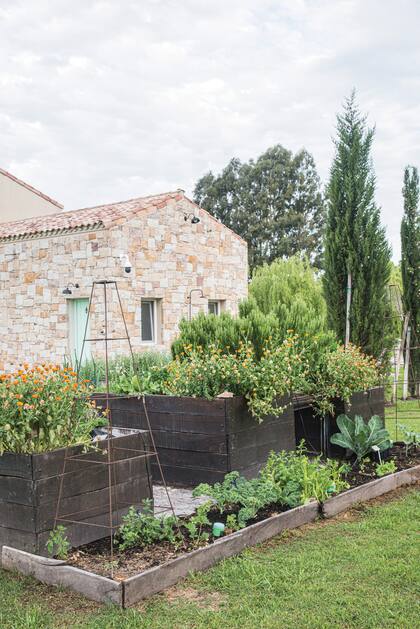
[1,0,419,258]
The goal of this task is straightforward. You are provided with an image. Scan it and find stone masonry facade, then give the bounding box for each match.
[0,192,248,370]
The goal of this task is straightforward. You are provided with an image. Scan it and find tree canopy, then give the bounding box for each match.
[247,255,328,339]
[401,165,420,394]
[323,91,393,362]
[193,145,325,270]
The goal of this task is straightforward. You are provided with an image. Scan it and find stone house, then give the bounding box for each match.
[0,190,248,370]
[0,168,63,223]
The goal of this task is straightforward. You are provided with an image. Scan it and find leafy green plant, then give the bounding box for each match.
[260,445,349,503]
[78,352,170,395]
[46,525,71,559]
[375,460,397,477]
[0,364,104,454]
[398,424,420,456]
[225,514,241,532]
[330,415,393,464]
[116,500,179,551]
[183,502,212,547]
[193,471,296,529]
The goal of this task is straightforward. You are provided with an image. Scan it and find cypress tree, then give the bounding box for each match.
[323,91,392,361]
[401,166,420,395]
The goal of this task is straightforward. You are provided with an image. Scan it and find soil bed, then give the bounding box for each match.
[344,443,420,488]
[67,502,290,579]
[67,443,419,579]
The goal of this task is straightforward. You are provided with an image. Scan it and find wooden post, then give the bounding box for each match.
[403,326,411,400]
[345,271,352,348]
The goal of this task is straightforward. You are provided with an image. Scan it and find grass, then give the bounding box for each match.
[384,368,419,440]
[385,397,419,440]
[0,488,419,628]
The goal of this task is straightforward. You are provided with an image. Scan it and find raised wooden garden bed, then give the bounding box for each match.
[93,394,295,486]
[0,429,153,554]
[293,386,385,456]
[1,501,319,606]
[3,462,419,607]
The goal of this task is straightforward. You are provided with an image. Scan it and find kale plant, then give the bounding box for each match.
[330,415,392,464]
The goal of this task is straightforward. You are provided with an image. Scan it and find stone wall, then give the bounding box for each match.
[0,196,248,370]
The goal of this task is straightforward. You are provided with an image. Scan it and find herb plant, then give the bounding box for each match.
[165,337,311,421]
[375,460,397,477]
[46,525,71,560]
[398,424,420,456]
[116,500,180,551]
[260,445,349,503]
[330,415,393,464]
[183,502,212,547]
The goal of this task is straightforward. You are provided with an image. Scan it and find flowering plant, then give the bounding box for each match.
[164,336,309,421]
[0,364,103,454]
[309,344,380,415]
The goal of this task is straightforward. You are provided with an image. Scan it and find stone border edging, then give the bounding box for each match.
[1,464,419,608]
[321,464,420,518]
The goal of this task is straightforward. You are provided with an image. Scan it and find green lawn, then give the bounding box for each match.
[0,488,419,629]
[384,368,419,439]
[385,397,420,440]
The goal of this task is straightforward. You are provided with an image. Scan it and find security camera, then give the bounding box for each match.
[119,253,132,274]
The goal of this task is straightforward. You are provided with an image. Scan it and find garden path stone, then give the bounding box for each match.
[153,485,210,517]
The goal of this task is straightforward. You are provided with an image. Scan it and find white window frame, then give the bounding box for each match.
[141,299,157,343]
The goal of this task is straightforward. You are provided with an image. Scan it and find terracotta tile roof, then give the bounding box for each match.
[0,190,184,241]
[0,168,63,209]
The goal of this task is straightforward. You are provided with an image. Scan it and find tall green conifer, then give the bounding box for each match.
[323,92,392,361]
[401,166,420,395]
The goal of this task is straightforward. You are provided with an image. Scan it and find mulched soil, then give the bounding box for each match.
[67,443,419,580]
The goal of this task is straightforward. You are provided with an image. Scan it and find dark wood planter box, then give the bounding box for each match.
[293,386,385,457]
[93,394,295,487]
[0,429,153,555]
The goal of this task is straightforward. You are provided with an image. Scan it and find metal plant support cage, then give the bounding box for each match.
[387,283,420,441]
[53,280,177,576]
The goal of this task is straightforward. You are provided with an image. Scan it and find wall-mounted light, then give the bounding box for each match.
[62,283,80,295]
[183,212,200,224]
[187,288,205,321]
[119,253,132,274]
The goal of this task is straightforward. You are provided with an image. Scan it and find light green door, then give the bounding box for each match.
[68,298,91,365]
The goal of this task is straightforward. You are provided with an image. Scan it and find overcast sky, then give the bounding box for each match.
[1,0,419,259]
